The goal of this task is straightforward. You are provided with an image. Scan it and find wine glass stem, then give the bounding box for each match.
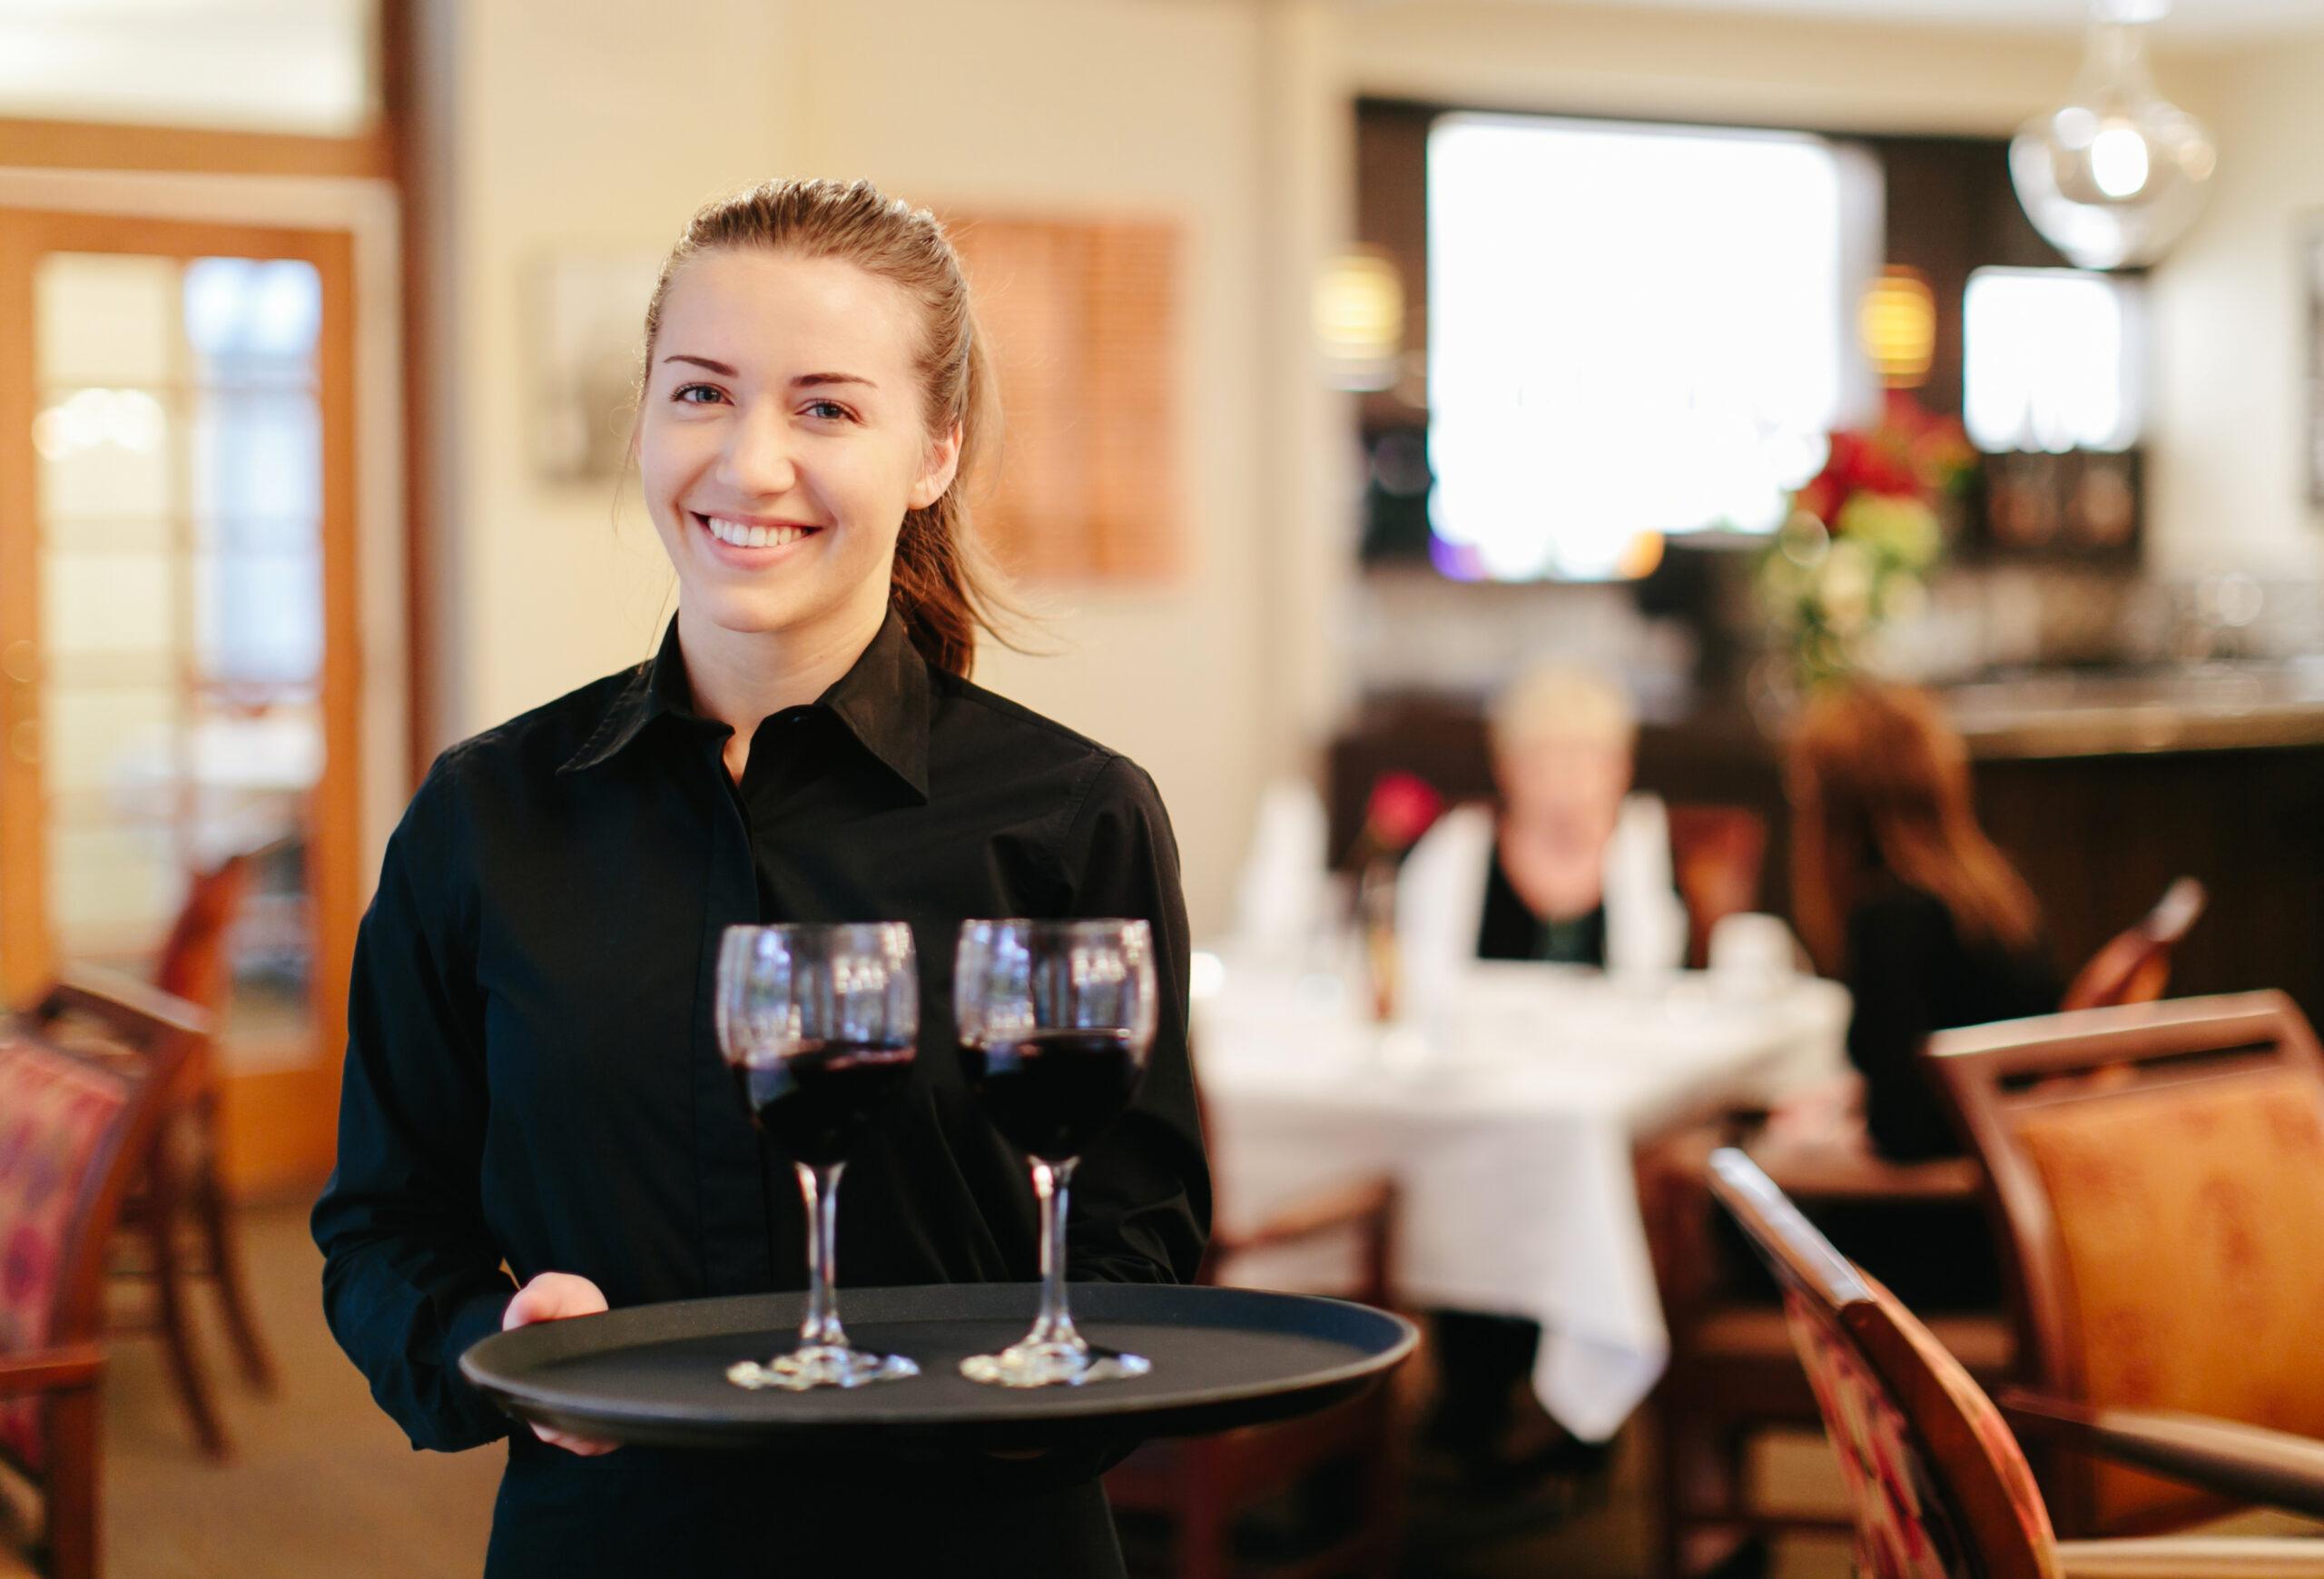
[796,1160,849,1351]
[1027,1156,1082,1350]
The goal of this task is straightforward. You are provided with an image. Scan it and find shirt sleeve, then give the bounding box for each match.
[1056,755,1213,1285]
[310,757,517,1452]
[1844,893,1960,1162]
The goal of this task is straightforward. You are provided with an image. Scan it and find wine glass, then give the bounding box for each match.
[954,918,1159,1387]
[715,922,921,1391]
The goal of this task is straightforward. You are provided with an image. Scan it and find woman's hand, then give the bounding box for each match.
[502,1272,618,1456]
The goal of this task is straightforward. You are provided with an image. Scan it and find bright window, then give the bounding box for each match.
[0,0,378,136]
[1964,266,2142,453]
[1426,113,1877,581]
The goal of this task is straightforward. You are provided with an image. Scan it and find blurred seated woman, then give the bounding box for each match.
[1399,664,1687,1007]
[1399,664,1685,1491]
[1787,680,2060,1161]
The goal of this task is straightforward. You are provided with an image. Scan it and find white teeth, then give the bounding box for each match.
[702,515,809,549]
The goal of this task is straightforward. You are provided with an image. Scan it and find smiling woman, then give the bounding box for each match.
[632,245,970,781]
[310,178,1209,1579]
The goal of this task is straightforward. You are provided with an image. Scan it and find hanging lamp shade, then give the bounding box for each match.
[2009,0,2215,271]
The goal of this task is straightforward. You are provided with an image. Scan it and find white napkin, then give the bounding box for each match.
[1229,779,1331,965]
[1603,793,1689,980]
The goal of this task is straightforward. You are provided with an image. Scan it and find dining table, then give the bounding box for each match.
[1190,951,1851,1441]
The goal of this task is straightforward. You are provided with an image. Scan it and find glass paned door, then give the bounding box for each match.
[2,210,360,1189]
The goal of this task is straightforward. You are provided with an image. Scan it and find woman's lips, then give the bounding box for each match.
[693,510,822,565]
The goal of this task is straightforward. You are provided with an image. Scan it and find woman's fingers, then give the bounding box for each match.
[534,1426,621,1456]
[502,1272,619,1455]
[503,1271,610,1329]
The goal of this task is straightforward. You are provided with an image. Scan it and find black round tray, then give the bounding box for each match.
[459,1282,1415,1453]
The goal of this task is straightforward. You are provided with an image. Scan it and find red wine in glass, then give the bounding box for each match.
[715,923,921,1392]
[958,1028,1145,1162]
[732,1039,917,1168]
[955,918,1158,1388]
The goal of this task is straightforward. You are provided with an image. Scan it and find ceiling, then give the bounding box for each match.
[1376,0,2324,40]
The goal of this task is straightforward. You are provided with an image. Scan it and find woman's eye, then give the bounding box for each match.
[673,383,724,405]
[803,400,853,422]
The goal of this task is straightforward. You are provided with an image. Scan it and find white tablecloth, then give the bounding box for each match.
[1193,956,1850,1440]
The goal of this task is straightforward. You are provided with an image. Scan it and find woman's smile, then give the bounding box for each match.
[690,508,826,568]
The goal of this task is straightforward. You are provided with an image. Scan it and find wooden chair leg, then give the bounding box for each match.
[146,1156,230,1459]
[192,1150,274,1391]
[1655,1396,1695,1579]
[44,1389,100,1579]
[1176,1451,1230,1579]
[1359,1392,1406,1579]
[1657,1394,1751,1579]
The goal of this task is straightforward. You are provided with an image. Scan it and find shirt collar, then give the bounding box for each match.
[558,607,932,801]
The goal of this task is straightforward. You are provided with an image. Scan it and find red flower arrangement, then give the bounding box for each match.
[1760,392,1976,688]
[1789,392,1974,528]
[1358,771,1444,859]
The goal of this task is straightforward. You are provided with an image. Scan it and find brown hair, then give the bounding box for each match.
[1787,681,2041,974]
[629,177,1007,676]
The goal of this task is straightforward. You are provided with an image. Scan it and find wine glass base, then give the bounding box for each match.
[726,1346,920,1392]
[959,1340,1152,1389]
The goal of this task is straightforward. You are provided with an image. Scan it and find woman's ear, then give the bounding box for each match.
[907,423,963,511]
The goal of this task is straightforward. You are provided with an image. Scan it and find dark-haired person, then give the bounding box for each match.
[312,179,1208,1578]
[1787,680,2059,1162]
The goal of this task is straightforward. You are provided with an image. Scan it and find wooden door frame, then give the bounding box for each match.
[0,209,362,1193]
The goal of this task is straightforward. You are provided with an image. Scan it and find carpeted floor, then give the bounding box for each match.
[1,1201,500,1579]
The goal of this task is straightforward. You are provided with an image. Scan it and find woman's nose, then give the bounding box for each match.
[716,405,798,495]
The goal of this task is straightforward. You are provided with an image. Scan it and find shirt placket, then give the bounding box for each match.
[686,734,779,1297]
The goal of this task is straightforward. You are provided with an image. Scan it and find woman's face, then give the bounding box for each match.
[636,249,960,645]
[1495,732,1631,848]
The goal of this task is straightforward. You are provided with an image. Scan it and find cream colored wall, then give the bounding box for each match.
[439,0,789,734]
[2144,29,2324,577]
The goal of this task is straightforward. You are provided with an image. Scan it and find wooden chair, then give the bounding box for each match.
[101,853,274,1459]
[2059,878,2206,1013]
[1709,1145,2324,1579]
[1105,1174,1404,1579]
[1665,804,1768,971]
[2,971,200,1579]
[1646,877,2208,1575]
[1926,991,2324,1542]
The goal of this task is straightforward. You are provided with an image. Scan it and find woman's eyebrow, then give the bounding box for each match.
[658,356,875,392]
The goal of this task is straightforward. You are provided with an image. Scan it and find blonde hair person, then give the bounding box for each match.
[311,180,1206,1577]
[1398,661,1682,1488]
[1488,662,1637,760]
[1396,661,1686,1022]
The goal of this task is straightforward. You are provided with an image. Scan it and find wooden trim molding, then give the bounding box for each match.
[382,0,442,782]
[0,117,391,181]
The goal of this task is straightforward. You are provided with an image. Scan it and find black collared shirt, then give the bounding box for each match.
[311,610,1208,1574]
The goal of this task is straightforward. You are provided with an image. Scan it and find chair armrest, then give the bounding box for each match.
[2054,1539,2324,1577]
[0,1343,105,1398]
[45,964,211,1040]
[1747,1132,1983,1203]
[1206,1177,1396,1306]
[1211,1177,1393,1259]
[2003,1389,2324,1521]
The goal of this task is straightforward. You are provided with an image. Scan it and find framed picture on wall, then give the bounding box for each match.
[530,251,663,485]
[2307,218,2324,508]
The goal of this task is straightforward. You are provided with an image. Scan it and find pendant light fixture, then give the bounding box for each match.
[2010,0,2216,271]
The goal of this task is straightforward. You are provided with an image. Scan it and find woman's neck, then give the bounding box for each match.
[677,599,887,782]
